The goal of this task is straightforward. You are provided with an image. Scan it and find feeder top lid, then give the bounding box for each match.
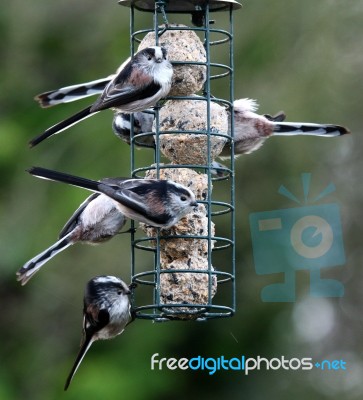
[118,0,242,12]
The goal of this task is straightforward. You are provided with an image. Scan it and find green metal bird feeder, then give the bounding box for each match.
[118,0,241,321]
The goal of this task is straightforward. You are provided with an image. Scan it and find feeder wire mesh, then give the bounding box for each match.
[120,0,239,321]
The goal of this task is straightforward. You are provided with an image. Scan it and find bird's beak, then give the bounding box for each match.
[155,58,162,63]
[191,201,198,208]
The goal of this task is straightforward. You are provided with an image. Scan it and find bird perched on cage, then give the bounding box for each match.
[112,110,155,147]
[112,99,349,158]
[16,191,131,285]
[64,275,132,390]
[29,46,173,147]
[27,167,198,229]
[219,98,350,157]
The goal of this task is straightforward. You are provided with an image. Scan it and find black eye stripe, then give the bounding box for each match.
[175,187,191,197]
[170,188,189,196]
[144,48,155,59]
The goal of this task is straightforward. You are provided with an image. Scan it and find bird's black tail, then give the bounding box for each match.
[273,122,350,137]
[29,105,95,148]
[27,166,103,193]
[16,233,73,285]
[64,336,94,391]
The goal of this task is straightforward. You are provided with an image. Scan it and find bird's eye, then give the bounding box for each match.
[117,290,122,295]
[147,56,152,61]
[180,195,187,202]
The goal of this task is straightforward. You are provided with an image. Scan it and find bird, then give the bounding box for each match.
[16,190,131,285]
[111,99,349,157]
[110,104,286,149]
[29,46,173,147]
[64,275,132,390]
[112,110,155,147]
[219,98,350,157]
[27,167,198,229]
[210,161,230,178]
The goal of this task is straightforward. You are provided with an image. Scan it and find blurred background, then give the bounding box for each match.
[1,0,362,399]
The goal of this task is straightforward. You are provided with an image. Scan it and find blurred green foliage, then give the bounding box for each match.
[1,0,362,399]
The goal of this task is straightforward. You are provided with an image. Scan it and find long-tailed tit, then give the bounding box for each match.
[220,98,350,157]
[29,47,173,147]
[27,167,198,228]
[111,98,349,157]
[16,192,130,286]
[64,275,132,390]
[111,106,285,148]
[112,111,155,147]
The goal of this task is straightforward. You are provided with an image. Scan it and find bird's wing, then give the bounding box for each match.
[90,61,163,112]
[58,193,100,239]
[91,79,162,112]
[104,188,150,217]
[105,187,170,227]
[84,304,110,334]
